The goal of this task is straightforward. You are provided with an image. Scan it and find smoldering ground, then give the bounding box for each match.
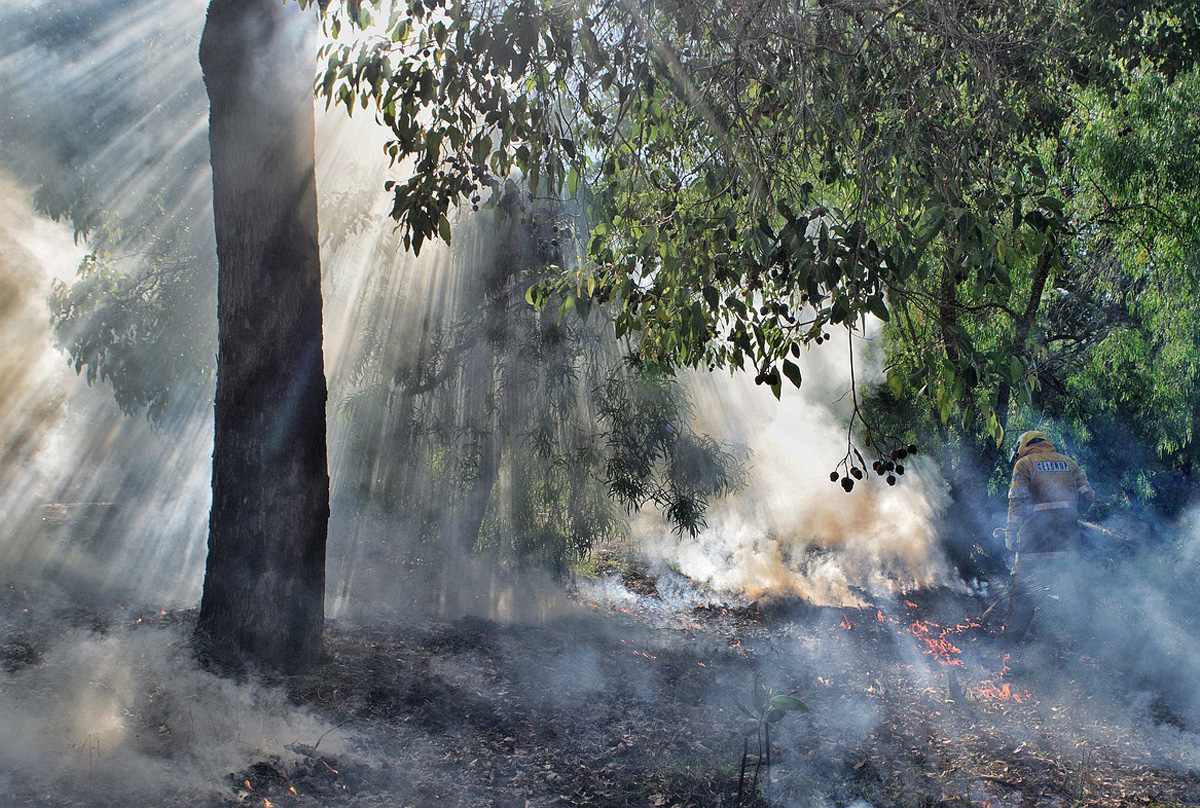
[637,331,953,608]
[0,591,353,807]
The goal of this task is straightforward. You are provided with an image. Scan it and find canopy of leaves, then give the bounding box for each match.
[868,54,1200,509]
[314,0,1097,472]
[320,0,1196,501]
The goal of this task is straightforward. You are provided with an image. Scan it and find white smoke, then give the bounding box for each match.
[0,171,214,606]
[0,621,350,805]
[640,334,952,607]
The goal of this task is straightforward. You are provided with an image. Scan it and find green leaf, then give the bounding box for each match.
[781,359,802,388]
[751,683,767,713]
[1036,195,1064,213]
[768,694,809,713]
[559,294,576,319]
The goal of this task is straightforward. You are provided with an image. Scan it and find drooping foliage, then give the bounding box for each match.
[316,0,1082,470]
[48,220,214,423]
[22,0,1198,531]
[324,186,746,568]
[0,0,217,425]
[323,0,1197,508]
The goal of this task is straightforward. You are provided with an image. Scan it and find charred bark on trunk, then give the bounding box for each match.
[196,0,328,674]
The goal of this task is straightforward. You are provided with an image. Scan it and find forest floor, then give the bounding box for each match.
[5,555,1200,808]
[237,555,1200,808]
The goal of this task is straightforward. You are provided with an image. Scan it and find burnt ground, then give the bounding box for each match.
[4,567,1200,808]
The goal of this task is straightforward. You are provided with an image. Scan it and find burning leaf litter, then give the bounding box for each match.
[3,570,1200,806]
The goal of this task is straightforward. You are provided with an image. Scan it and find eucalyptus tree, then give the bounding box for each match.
[867,3,1200,495]
[318,0,1108,482]
[195,0,328,673]
[323,0,1196,489]
[328,194,744,576]
[1025,63,1200,512]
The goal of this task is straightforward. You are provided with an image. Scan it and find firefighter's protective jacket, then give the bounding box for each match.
[1005,432,1094,553]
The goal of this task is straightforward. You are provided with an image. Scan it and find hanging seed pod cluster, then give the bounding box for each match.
[831,444,917,492]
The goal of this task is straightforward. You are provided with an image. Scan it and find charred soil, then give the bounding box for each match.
[4,576,1200,807]
[243,578,1200,808]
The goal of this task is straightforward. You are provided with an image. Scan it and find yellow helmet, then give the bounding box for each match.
[1012,430,1053,461]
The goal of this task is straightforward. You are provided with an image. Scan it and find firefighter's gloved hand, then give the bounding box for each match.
[1005,531,1019,552]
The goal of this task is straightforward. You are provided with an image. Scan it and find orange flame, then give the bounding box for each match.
[908,619,963,666]
[973,655,1033,703]
[976,679,1030,703]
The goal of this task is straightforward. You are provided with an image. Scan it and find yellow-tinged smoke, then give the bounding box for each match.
[0,174,84,545]
[640,338,951,607]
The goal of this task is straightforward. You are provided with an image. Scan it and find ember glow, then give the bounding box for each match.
[831,597,1035,706]
[975,679,1029,704]
[972,654,1032,703]
[908,619,964,666]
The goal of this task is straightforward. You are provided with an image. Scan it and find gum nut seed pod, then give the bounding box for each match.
[841,477,854,492]
[850,467,863,480]
[897,448,908,460]
[908,444,917,454]
[896,464,905,475]
[830,471,840,482]
[886,475,897,486]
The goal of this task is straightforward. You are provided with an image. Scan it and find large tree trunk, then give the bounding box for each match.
[196,0,328,673]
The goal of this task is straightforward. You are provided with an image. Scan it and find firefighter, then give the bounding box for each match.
[1003,430,1094,642]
